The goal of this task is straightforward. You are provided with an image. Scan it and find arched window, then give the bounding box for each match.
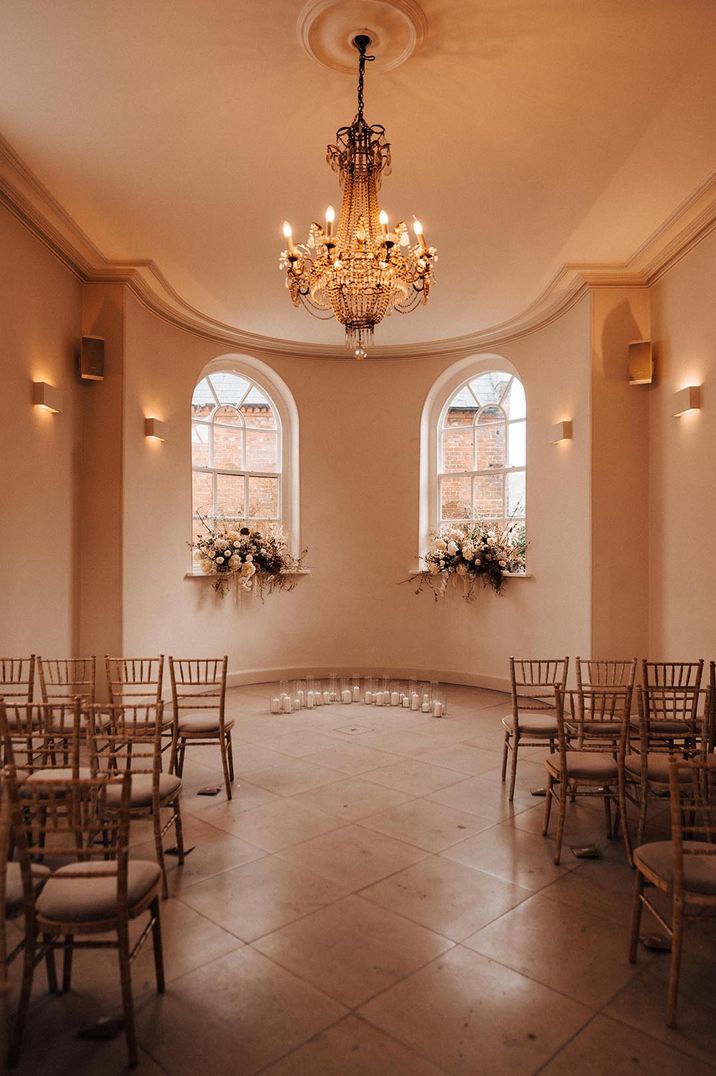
[191,359,299,552]
[438,370,526,531]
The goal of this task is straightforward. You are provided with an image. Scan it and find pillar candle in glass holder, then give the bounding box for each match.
[323,689,331,705]
[376,691,385,706]
[341,688,351,704]
[353,684,360,702]
[329,674,339,703]
[401,695,410,708]
[281,695,292,714]
[390,691,400,706]
[432,700,444,717]
[421,699,431,713]
[306,690,315,708]
[271,697,280,714]
[365,690,374,704]
[411,693,420,710]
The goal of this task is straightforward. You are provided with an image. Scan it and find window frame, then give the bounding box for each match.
[419,355,526,562]
[437,373,526,529]
[190,355,300,557]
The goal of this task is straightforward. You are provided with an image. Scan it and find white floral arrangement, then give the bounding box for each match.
[415,518,527,599]
[191,517,305,597]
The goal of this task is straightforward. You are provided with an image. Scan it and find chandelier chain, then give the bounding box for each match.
[355,38,374,124]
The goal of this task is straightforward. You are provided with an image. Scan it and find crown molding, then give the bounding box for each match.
[1,132,714,360]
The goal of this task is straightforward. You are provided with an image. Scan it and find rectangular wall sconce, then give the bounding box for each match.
[673,385,702,417]
[628,340,654,385]
[144,418,167,441]
[550,420,573,444]
[32,381,62,413]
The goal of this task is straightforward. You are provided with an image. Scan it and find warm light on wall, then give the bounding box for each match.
[32,381,62,413]
[550,420,573,444]
[673,385,702,417]
[144,418,167,441]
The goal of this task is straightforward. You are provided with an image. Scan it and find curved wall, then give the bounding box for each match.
[120,290,592,689]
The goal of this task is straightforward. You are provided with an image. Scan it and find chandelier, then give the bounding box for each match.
[280,35,437,359]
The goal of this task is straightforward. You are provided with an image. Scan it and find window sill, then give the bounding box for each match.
[184,568,311,580]
[406,568,532,579]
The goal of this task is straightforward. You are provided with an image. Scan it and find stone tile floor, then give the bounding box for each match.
[7,683,716,1074]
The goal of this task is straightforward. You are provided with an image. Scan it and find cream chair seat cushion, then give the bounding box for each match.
[635,841,716,896]
[105,773,181,808]
[4,862,51,913]
[19,767,93,792]
[36,860,161,924]
[177,712,234,734]
[502,712,557,735]
[545,751,618,781]
[624,754,694,783]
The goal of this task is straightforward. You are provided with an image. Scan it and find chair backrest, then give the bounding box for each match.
[0,656,35,708]
[88,703,165,786]
[38,657,96,706]
[569,683,634,753]
[509,657,568,717]
[0,699,83,779]
[668,757,716,901]
[169,656,228,727]
[7,769,131,888]
[637,681,703,753]
[105,657,164,707]
[576,658,637,689]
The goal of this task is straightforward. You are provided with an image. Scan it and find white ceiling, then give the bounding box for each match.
[1,0,714,350]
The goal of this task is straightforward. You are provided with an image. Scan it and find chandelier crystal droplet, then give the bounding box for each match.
[280,35,437,358]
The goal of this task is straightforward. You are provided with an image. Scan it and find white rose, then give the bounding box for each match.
[245,553,253,563]
[433,538,447,552]
[499,559,507,568]
[462,545,474,561]
[447,541,459,556]
[474,557,482,566]
[233,540,240,548]
[487,537,496,546]
[240,562,256,578]
[216,556,224,564]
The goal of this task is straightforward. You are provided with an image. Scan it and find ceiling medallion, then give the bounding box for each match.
[280,33,437,358]
[297,0,426,73]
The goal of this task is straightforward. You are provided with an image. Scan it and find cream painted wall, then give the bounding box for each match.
[591,287,651,659]
[121,293,592,689]
[0,207,82,657]
[648,229,716,660]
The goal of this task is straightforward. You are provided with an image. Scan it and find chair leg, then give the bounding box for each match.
[667,898,685,1027]
[500,732,510,782]
[629,871,645,963]
[173,798,185,867]
[637,781,649,847]
[177,741,186,778]
[42,933,58,994]
[153,810,169,901]
[220,738,232,801]
[8,932,36,1067]
[117,922,138,1069]
[542,775,554,835]
[226,731,235,783]
[150,898,165,995]
[554,782,568,866]
[61,934,73,992]
[603,791,613,840]
[618,774,634,867]
[508,733,519,802]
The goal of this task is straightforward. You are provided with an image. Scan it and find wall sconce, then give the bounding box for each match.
[550,420,573,444]
[673,386,702,417]
[144,418,167,441]
[628,340,654,385]
[32,381,62,413]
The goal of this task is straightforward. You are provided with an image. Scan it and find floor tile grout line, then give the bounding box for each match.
[530,1011,600,1075]
[592,1006,716,1071]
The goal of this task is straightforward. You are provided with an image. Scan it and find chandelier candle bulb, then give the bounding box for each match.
[413,218,427,251]
[379,210,389,235]
[282,221,296,254]
[325,205,335,236]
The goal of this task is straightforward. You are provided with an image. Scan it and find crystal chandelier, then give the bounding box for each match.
[280,35,437,359]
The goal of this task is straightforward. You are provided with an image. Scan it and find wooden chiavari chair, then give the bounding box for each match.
[88,702,184,899]
[501,657,569,802]
[571,658,637,744]
[169,656,233,798]
[543,683,634,865]
[1,766,56,1069]
[0,657,35,722]
[37,657,96,708]
[6,770,164,1069]
[625,676,706,847]
[105,656,164,707]
[629,757,716,1027]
